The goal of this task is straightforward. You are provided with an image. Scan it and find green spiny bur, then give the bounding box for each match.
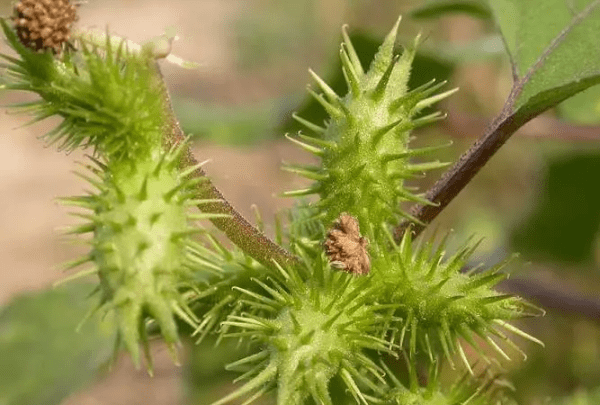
[381,360,517,405]
[207,234,522,405]
[373,228,544,372]
[283,17,455,243]
[62,147,214,370]
[0,18,165,163]
[2,17,208,369]
[213,254,394,405]
[201,201,540,403]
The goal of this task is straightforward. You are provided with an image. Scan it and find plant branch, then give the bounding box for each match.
[465,251,600,323]
[393,100,528,241]
[443,107,600,142]
[500,275,600,324]
[152,62,299,269]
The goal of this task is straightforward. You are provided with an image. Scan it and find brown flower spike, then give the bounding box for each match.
[324,213,370,275]
[12,0,78,53]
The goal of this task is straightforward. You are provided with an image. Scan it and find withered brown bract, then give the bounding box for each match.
[324,213,370,275]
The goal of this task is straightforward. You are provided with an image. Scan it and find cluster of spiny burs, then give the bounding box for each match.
[193,17,544,405]
[1,2,542,403]
[0,5,228,370]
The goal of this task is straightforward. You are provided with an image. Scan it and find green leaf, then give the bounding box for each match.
[511,153,600,264]
[0,284,116,405]
[411,0,493,20]
[558,83,600,124]
[489,0,600,117]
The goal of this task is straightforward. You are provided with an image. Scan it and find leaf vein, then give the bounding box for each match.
[511,0,600,108]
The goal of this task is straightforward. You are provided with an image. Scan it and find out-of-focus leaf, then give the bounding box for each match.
[233,0,318,69]
[0,283,115,405]
[410,52,456,89]
[174,97,296,146]
[511,153,600,264]
[416,35,505,63]
[488,0,600,120]
[411,0,493,20]
[509,314,600,404]
[558,84,600,124]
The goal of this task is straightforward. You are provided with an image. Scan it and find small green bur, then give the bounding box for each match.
[283,16,456,244]
[61,147,210,370]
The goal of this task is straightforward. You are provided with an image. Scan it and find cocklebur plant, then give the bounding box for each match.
[278,11,542,375]
[201,18,543,404]
[0,1,558,404]
[0,8,226,370]
[282,17,455,248]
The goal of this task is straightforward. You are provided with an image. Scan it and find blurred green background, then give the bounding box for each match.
[1,0,600,404]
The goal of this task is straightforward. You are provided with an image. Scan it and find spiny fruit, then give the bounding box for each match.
[372,227,544,372]
[283,17,456,243]
[213,254,396,405]
[61,144,225,370]
[381,361,518,405]
[0,17,167,164]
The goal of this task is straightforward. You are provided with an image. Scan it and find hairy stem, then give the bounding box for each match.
[153,62,299,269]
[393,98,531,241]
[444,107,600,142]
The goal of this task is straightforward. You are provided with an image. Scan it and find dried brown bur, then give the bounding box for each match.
[12,0,79,54]
[324,213,370,275]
